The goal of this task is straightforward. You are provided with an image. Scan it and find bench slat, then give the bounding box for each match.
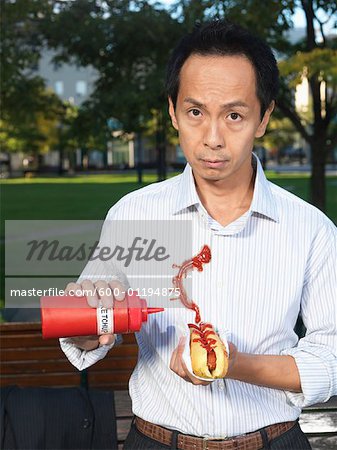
[2,357,136,374]
[2,344,138,362]
[0,322,41,332]
[0,332,137,349]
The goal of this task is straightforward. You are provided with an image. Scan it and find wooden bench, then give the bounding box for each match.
[1,321,137,448]
[1,322,336,450]
[1,322,137,390]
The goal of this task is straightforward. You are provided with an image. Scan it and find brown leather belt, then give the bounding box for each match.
[135,416,297,450]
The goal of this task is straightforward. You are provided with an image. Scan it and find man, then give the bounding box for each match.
[60,20,336,450]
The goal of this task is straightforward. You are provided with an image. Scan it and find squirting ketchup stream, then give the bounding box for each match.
[171,245,218,371]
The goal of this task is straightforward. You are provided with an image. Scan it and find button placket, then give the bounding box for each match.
[217,379,226,391]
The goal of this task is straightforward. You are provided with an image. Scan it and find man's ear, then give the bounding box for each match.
[255,101,275,138]
[168,97,179,130]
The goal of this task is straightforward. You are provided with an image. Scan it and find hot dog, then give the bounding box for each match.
[188,322,228,379]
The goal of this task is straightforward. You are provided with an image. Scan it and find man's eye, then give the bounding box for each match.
[189,109,201,117]
[229,112,241,121]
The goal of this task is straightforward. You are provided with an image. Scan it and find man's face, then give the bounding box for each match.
[169,54,273,186]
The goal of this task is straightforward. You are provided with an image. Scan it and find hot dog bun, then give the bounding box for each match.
[189,323,228,379]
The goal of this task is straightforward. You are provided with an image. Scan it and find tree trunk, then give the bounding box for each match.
[5,151,12,177]
[68,149,76,173]
[310,140,326,212]
[156,110,167,182]
[302,0,327,212]
[308,71,327,212]
[58,145,64,175]
[136,132,143,184]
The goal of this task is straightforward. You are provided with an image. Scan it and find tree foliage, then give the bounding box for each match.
[42,0,182,132]
[2,0,336,209]
[41,0,184,179]
[1,0,65,161]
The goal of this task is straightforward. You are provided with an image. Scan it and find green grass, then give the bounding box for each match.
[269,175,337,223]
[0,174,157,220]
[0,173,158,184]
[1,172,336,313]
[1,182,146,220]
[1,172,336,222]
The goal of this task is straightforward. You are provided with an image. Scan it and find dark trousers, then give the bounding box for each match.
[123,419,312,450]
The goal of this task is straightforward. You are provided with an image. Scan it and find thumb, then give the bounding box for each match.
[177,335,187,353]
[99,334,115,346]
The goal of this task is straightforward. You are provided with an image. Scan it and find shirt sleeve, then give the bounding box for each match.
[59,206,130,369]
[281,220,337,407]
[59,334,123,371]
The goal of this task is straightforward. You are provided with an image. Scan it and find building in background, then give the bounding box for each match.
[39,50,97,107]
[37,50,178,171]
[36,50,136,171]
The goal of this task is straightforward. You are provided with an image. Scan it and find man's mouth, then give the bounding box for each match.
[200,159,229,168]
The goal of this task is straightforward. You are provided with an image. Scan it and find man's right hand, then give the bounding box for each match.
[64,279,126,351]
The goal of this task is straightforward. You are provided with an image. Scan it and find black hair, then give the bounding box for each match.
[166,20,279,119]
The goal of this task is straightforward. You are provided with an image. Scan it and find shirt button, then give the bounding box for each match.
[82,418,91,429]
[217,380,225,390]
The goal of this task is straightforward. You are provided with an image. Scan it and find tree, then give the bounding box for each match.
[0,80,65,171]
[174,0,337,212]
[277,1,337,211]
[42,0,183,180]
[1,0,65,170]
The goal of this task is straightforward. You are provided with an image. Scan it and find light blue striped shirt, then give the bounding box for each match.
[60,155,337,438]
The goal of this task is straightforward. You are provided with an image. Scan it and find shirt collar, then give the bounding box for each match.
[172,154,279,223]
[172,163,200,214]
[250,154,279,222]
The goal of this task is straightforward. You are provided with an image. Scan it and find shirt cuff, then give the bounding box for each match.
[59,335,119,371]
[281,345,334,407]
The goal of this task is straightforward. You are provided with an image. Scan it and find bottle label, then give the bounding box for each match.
[96,306,113,334]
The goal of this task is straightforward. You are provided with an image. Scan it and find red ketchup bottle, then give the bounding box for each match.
[40,292,164,339]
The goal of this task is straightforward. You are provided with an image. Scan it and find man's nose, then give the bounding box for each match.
[203,120,225,150]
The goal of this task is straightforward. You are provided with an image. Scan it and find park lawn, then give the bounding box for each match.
[0,173,336,309]
[0,173,157,221]
[1,172,336,223]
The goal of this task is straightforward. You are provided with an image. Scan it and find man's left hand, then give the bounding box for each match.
[169,336,237,386]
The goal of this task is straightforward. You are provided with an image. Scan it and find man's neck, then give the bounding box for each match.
[193,160,256,227]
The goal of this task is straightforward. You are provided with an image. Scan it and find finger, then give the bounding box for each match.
[98,334,115,346]
[179,356,208,385]
[64,282,81,296]
[110,280,126,301]
[174,337,211,386]
[169,336,185,369]
[177,336,186,353]
[170,337,189,379]
[169,346,178,372]
[81,279,99,307]
[94,280,114,308]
